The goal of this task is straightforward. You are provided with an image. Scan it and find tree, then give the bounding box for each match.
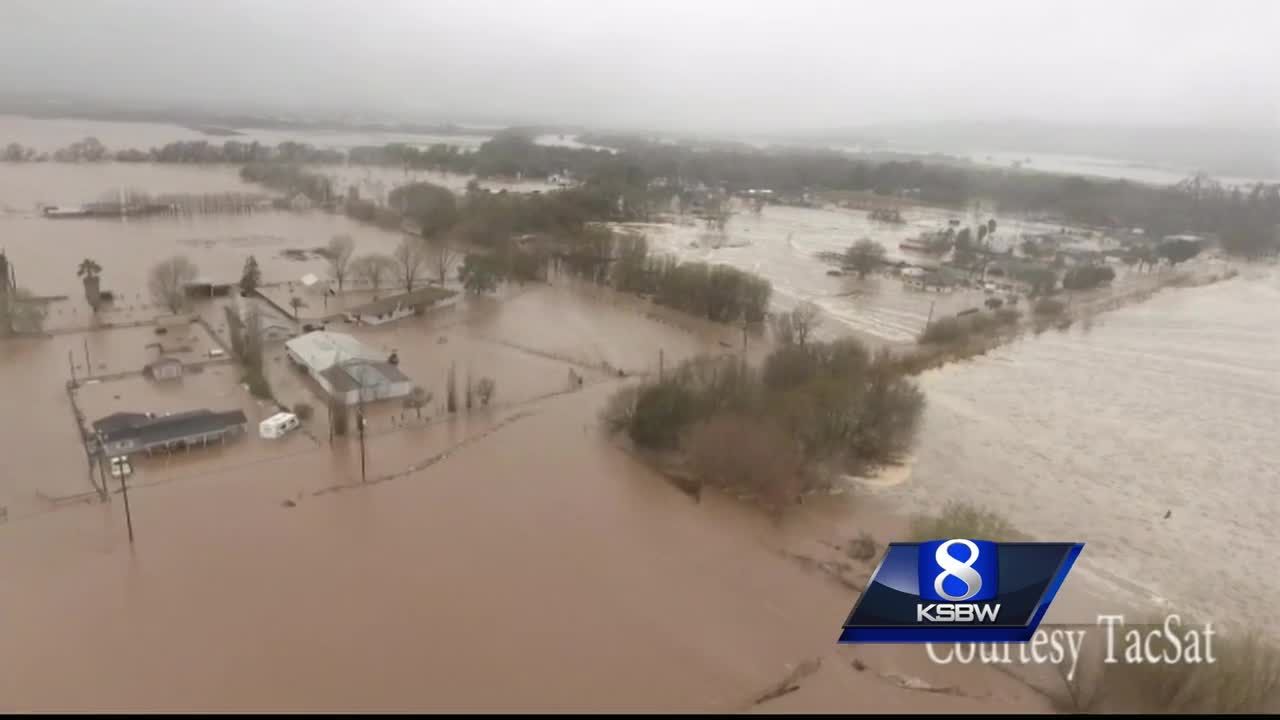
[77,258,103,312]
[149,256,198,313]
[326,235,355,292]
[1063,264,1117,290]
[294,402,314,421]
[987,218,997,236]
[0,288,47,334]
[240,255,261,295]
[458,254,501,294]
[977,224,988,245]
[476,377,496,406]
[387,182,459,236]
[789,301,821,346]
[351,254,395,298]
[845,238,887,278]
[446,362,458,413]
[288,296,306,319]
[392,236,427,292]
[427,238,459,286]
[1157,238,1203,265]
[465,370,474,410]
[955,227,973,251]
[403,385,432,418]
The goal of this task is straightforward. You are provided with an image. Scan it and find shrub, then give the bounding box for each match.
[919,316,967,344]
[601,385,640,434]
[686,414,805,508]
[846,532,878,562]
[1034,297,1067,317]
[910,501,1018,542]
[628,380,699,450]
[293,402,314,421]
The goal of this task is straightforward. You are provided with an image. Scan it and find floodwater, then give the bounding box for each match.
[882,267,1280,632]
[1,135,1278,708]
[629,203,1074,345]
[0,113,492,153]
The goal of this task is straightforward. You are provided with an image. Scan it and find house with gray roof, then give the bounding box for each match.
[285,331,412,406]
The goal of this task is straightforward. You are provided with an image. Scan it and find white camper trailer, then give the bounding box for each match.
[258,412,300,440]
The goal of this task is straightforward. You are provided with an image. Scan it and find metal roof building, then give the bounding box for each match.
[92,409,248,457]
[284,331,412,406]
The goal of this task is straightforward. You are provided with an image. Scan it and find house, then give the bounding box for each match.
[344,286,457,327]
[285,331,412,405]
[144,356,184,381]
[92,409,248,457]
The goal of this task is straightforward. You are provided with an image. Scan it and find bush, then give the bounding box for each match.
[1063,264,1116,290]
[293,402,314,421]
[242,368,272,400]
[919,316,967,344]
[910,501,1019,542]
[686,414,805,508]
[628,380,699,450]
[1034,297,1067,317]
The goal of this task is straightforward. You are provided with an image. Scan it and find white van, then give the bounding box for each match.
[258,412,300,439]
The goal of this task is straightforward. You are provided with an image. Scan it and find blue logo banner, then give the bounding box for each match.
[839,540,1083,644]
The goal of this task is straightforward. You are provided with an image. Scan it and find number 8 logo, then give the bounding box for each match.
[933,539,984,601]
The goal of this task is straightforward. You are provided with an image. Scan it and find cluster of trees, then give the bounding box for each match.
[605,233,771,323]
[604,335,925,509]
[919,307,1021,345]
[240,163,334,203]
[2,137,345,165]
[1062,264,1117,290]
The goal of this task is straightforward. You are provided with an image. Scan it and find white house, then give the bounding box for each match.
[285,331,412,405]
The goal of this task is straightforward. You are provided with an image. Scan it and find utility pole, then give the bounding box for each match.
[117,457,134,544]
[925,299,936,331]
[68,349,76,385]
[357,395,367,484]
[658,349,664,381]
[83,338,91,376]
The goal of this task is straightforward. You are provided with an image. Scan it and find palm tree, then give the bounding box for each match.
[77,258,103,312]
[76,259,102,279]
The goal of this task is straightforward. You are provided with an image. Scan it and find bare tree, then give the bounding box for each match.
[326,234,355,292]
[790,301,821,346]
[351,254,395,299]
[427,238,459,286]
[475,377,496,406]
[392,235,427,293]
[148,255,198,313]
[403,385,432,419]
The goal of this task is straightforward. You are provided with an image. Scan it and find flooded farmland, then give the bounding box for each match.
[0,151,1276,710]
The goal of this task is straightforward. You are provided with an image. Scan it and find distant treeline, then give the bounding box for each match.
[9,130,1279,256]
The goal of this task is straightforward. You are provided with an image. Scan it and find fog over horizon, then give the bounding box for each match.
[1,0,1277,137]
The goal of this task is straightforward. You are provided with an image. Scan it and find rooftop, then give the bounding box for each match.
[285,331,384,371]
[94,409,248,449]
[349,286,455,318]
[319,360,410,393]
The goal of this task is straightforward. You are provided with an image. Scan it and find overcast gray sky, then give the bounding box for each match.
[1,0,1276,133]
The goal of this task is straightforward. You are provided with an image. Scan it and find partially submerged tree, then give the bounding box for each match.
[240,255,261,295]
[0,288,48,334]
[446,362,458,413]
[148,255,198,313]
[404,385,432,419]
[845,238,887,278]
[326,234,355,292]
[392,235,428,292]
[76,258,103,312]
[458,254,501,294]
[288,296,306,319]
[351,253,395,299]
[476,377,496,406]
[427,238,459,286]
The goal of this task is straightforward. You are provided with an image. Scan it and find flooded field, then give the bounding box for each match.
[628,203,1078,344]
[0,113,493,153]
[879,268,1280,632]
[0,147,1276,710]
